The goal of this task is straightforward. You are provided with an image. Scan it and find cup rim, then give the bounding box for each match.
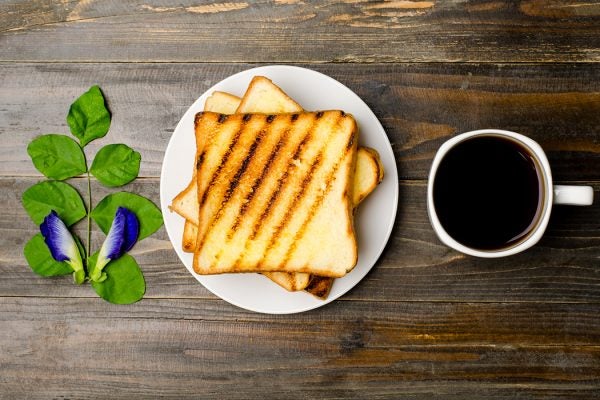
[427,129,553,258]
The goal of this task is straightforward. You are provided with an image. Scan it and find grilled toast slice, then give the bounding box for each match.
[192,111,358,277]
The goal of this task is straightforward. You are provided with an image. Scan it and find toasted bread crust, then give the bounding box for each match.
[170,178,199,224]
[193,111,358,277]
[352,147,384,205]
[182,221,198,253]
[363,147,385,182]
[262,272,311,292]
[305,276,335,299]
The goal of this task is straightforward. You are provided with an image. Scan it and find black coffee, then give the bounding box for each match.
[433,135,543,250]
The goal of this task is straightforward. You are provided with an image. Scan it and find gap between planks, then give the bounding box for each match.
[1,60,600,65]
[1,294,599,305]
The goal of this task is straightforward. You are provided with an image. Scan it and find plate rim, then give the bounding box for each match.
[160,65,399,314]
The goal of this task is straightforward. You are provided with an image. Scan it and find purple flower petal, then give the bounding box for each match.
[39,211,84,282]
[118,207,139,253]
[40,211,74,262]
[96,207,139,278]
[99,209,126,261]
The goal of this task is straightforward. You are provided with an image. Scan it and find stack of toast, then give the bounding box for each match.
[170,76,383,299]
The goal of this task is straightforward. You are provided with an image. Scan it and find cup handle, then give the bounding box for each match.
[553,185,594,206]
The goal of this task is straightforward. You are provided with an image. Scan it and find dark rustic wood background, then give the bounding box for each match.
[1,1,599,398]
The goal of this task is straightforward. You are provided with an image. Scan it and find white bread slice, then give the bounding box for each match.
[204,91,241,114]
[352,147,384,205]
[236,76,302,113]
[192,111,358,277]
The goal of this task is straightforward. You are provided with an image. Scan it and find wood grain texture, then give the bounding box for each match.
[1,297,600,399]
[1,62,599,180]
[2,177,598,303]
[1,0,599,63]
[2,1,600,396]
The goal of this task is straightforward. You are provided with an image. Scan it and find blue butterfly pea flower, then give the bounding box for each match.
[40,210,85,284]
[90,207,139,282]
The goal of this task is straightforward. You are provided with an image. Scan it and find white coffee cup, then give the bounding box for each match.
[427,129,594,258]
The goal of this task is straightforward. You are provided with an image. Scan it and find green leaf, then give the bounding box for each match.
[27,134,87,180]
[67,85,111,147]
[91,192,162,240]
[90,253,145,304]
[24,234,73,277]
[90,144,141,187]
[22,181,86,226]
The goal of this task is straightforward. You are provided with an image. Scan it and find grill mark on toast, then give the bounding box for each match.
[196,152,205,170]
[266,114,275,123]
[194,112,205,126]
[228,114,317,269]
[258,112,342,267]
[227,132,263,196]
[218,114,228,123]
[213,130,263,244]
[262,154,322,256]
[196,117,267,252]
[281,127,355,267]
[249,132,310,241]
[346,134,355,150]
[229,132,287,234]
[198,119,247,208]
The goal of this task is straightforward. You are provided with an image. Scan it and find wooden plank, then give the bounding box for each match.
[3,298,600,346]
[1,0,599,63]
[2,177,598,303]
[1,62,599,180]
[1,297,599,398]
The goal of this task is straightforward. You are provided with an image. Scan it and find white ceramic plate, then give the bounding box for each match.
[160,65,398,314]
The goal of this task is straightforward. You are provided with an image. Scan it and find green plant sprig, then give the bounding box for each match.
[22,85,163,304]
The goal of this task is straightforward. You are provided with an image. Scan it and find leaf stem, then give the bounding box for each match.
[86,169,92,267]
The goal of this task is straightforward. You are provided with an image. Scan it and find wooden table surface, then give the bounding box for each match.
[1,1,599,398]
